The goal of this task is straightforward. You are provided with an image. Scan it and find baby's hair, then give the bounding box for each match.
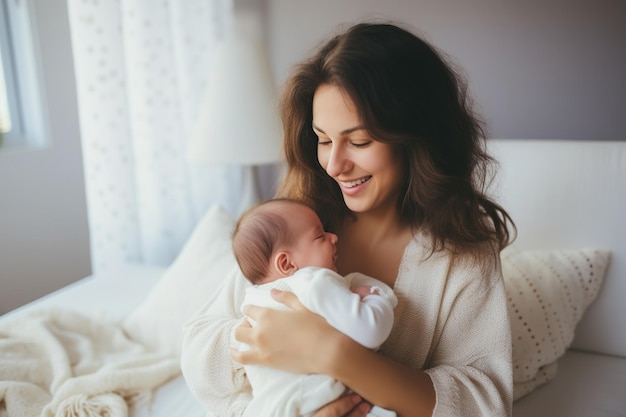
[232,199,302,284]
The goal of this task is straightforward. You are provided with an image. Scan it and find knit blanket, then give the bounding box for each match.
[0,308,180,417]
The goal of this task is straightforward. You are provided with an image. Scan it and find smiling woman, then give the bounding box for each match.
[313,84,405,226]
[182,21,516,417]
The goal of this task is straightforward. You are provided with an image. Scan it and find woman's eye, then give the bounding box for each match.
[350,140,371,148]
[314,130,331,146]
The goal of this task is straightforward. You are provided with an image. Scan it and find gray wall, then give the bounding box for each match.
[266,0,626,141]
[0,0,90,314]
[1,0,624,313]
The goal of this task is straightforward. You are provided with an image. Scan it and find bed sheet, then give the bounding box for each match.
[513,350,626,417]
[1,263,208,417]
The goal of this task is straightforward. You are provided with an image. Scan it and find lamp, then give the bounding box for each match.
[188,7,282,214]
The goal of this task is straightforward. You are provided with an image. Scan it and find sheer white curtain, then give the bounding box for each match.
[68,0,251,271]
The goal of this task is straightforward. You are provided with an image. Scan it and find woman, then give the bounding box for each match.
[181,21,515,417]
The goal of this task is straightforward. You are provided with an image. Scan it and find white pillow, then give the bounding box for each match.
[502,248,611,401]
[123,205,237,357]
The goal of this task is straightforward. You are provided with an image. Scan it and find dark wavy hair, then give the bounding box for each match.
[277,22,515,258]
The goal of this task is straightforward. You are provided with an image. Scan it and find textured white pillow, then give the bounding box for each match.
[502,248,611,401]
[123,205,237,357]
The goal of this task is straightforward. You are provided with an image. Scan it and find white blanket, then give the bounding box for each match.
[0,308,180,417]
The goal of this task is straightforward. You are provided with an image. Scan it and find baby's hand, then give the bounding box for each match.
[351,285,380,299]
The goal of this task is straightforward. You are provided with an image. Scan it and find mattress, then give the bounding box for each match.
[1,263,208,417]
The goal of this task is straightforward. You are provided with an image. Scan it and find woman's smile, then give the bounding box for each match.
[338,175,372,194]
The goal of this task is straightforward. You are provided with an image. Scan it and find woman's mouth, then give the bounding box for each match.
[338,176,372,189]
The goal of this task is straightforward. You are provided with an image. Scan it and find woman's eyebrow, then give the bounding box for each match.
[312,123,367,135]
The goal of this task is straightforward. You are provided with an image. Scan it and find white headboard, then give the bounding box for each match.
[488,139,626,357]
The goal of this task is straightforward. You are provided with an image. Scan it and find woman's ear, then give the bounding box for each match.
[274,251,297,276]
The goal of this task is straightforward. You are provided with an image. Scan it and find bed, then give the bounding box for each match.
[1,138,625,416]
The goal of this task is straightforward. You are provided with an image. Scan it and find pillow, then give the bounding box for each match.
[123,205,238,357]
[502,248,611,401]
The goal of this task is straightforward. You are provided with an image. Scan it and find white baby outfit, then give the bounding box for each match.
[238,266,398,417]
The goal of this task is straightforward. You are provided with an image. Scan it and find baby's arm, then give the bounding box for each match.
[351,285,380,299]
[289,267,396,350]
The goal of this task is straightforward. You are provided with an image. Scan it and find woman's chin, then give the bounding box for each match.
[342,197,369,213]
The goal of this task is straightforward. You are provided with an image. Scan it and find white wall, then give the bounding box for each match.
[0,0,90,314]
[266,0,626,141]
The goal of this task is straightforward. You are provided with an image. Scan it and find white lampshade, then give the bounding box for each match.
[188,11,282,165]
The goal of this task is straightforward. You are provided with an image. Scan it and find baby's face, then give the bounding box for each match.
[287,204,338,272]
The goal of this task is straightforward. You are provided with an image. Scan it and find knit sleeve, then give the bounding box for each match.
[180,266,252,417]
[424,257,513,417]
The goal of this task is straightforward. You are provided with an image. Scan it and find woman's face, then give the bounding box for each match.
[313,84,404,215]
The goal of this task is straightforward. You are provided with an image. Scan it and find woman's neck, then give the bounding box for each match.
[336,209,413,287]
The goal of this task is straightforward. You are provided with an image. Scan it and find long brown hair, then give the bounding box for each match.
[278,22,515,257]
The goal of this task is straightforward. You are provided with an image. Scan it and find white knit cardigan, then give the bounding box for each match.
[181,233,513,417]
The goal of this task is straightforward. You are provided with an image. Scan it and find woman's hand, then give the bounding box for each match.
[230,289,342,375]
[312,394,372,417]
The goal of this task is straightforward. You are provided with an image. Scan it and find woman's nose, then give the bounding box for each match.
[325,145,350,178]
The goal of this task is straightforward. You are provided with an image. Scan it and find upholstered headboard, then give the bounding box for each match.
[488,139,626,358]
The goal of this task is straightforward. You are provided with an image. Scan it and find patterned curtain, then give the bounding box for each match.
[68,0,253,271]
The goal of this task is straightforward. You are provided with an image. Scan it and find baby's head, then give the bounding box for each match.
[232,199,338,284]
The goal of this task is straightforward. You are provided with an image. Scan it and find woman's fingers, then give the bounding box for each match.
[312,394,372,417]
[240,290,301,317]
[349,401,373,417]
[241,303,264,319]
[230,346,255,364]
[233,295,340,374]
[232,319,253,345]
[270,288,305,310]
[231,312,289,366]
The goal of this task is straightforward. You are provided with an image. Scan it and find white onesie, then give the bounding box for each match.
[238,266,398,417]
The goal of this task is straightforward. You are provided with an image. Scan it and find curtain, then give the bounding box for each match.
[68,0,255,272]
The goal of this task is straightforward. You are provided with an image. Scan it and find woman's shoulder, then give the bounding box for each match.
[402,232,502,289]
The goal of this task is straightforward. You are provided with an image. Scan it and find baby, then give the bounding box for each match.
[232,198,397,417]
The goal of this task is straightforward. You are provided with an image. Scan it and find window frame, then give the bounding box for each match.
[0,0,48,151]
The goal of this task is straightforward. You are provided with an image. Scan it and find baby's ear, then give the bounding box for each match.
[274,251,297,276]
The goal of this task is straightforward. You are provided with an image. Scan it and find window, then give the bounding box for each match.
[0,0,47,151]
[0,51,11,144]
